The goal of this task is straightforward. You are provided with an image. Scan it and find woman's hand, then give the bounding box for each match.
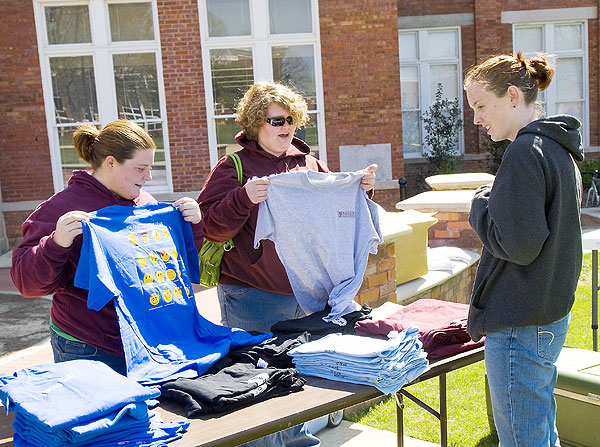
[174,197,202,224]
[358,164,378,191]
[244,177,270,204]
[53,211,89,248]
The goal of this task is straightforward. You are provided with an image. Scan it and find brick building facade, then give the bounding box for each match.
[1,1,598,250]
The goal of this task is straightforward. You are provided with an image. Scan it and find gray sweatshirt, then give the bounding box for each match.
[468,115,584,341]
[254,170,382,322]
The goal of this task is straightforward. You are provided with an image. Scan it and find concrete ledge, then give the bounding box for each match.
[396,190,476,212]
[425,173,494,191]
[395,247,480,305]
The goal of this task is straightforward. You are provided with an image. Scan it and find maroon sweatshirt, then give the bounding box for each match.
[197,132,330,294]
[12,170,157,356]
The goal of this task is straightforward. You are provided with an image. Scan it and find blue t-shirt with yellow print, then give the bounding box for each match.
[74,202,270,385]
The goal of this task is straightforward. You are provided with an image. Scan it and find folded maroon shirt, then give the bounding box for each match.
[354,299,484,359]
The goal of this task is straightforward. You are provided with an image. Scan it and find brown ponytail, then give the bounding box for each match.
[72,120,155,170]
[464,51,555,104]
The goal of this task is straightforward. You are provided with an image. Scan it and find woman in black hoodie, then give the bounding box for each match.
[464,52,583,447]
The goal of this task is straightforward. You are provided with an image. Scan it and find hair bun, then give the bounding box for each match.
[516,50,554,92]
[72,123,100,164]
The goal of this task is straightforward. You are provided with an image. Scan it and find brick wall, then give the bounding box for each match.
[356,241,397,308]
[0,0,54,203]
[429,212,481,251]
[157,0,210,191]
[318,0,404,179]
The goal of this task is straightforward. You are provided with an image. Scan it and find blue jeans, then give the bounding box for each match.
[217,284,319,447]
[485,313,570,447]
[217,284,306,334]
[50,329,127,376]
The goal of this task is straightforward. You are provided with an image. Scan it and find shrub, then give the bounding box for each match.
[422,84,464,175]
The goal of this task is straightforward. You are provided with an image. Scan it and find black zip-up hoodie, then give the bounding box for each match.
[468,115,584,341]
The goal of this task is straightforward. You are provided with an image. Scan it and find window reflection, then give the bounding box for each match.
[207,0,250,37]
[113,53,160,121]
[50,56,98,123]
[45,5,91,44]
[210,48,254,115]
[269,0,311,34]
[109,3,154,42]
[272,45,316,109]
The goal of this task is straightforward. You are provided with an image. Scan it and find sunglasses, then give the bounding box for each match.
[266,116,294,127]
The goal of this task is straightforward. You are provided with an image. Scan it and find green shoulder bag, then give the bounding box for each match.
[198,152,243,287]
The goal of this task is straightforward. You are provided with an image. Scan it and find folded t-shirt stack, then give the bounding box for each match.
[354,299,484,360]
[0,360,189,447]
[288,327,428,394]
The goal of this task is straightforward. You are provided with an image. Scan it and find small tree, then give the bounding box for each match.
[422,83,464,175]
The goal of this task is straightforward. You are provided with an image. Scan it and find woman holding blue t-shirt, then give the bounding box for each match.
[11,119,203,375]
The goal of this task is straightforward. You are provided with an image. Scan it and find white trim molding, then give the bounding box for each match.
[501,7,597,24]
[398,13,474,29]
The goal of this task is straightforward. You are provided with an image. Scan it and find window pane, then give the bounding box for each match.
[557,101,583,122]
[556,57,583,101]
[514,26,543,54]
[215,118,243,159]
[210,48,254,115]
[272,45,316,109]
[141,122,167,187]
[400,66,419,109]
[428,31,457,59]
[294,113,319,158]
[58,127,88,185]
[554,24,582,51]
[430,64,458,101]
[113,53,161,120]
[109,3,154,42]
[399,32,418,61]
[402,111,421,155]
[45,5,91,44]
[269,0,311,34]
[50,56,98,123]
[206,0,250,37]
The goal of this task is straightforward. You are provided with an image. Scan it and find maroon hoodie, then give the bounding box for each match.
[197,132,330,294]
[10,170,158,357]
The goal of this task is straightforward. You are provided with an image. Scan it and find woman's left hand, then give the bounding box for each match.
[173,197,202,224]
[358,164,378,191]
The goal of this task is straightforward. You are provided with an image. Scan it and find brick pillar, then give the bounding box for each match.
[356,240,397,308]
[429,212,481,251]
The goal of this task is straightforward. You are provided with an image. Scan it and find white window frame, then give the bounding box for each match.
[33,0,172,194]
[512,20,590,147]
[197,0,326,167]
[398,26,464,159]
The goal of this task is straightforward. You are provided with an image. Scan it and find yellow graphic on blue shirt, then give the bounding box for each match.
[149,292,160,306]
[160,249,170,262]
[128,223,191,311]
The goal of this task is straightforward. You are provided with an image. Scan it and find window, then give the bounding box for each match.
[199,0,325,165]
[398,28,463,157]
[34,0,169,192]
[513,21,589,146]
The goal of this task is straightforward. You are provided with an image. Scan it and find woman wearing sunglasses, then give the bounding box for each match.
[197,81,376,446]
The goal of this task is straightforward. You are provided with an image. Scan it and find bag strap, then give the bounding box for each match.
[228,152,243,184]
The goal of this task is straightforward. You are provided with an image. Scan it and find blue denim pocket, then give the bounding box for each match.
[537,313,570,361]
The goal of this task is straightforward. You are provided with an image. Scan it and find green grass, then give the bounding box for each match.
[347,252,595,446]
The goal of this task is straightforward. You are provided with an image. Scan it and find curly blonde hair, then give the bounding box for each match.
[236,81,309,140]
[464,51,555,105]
